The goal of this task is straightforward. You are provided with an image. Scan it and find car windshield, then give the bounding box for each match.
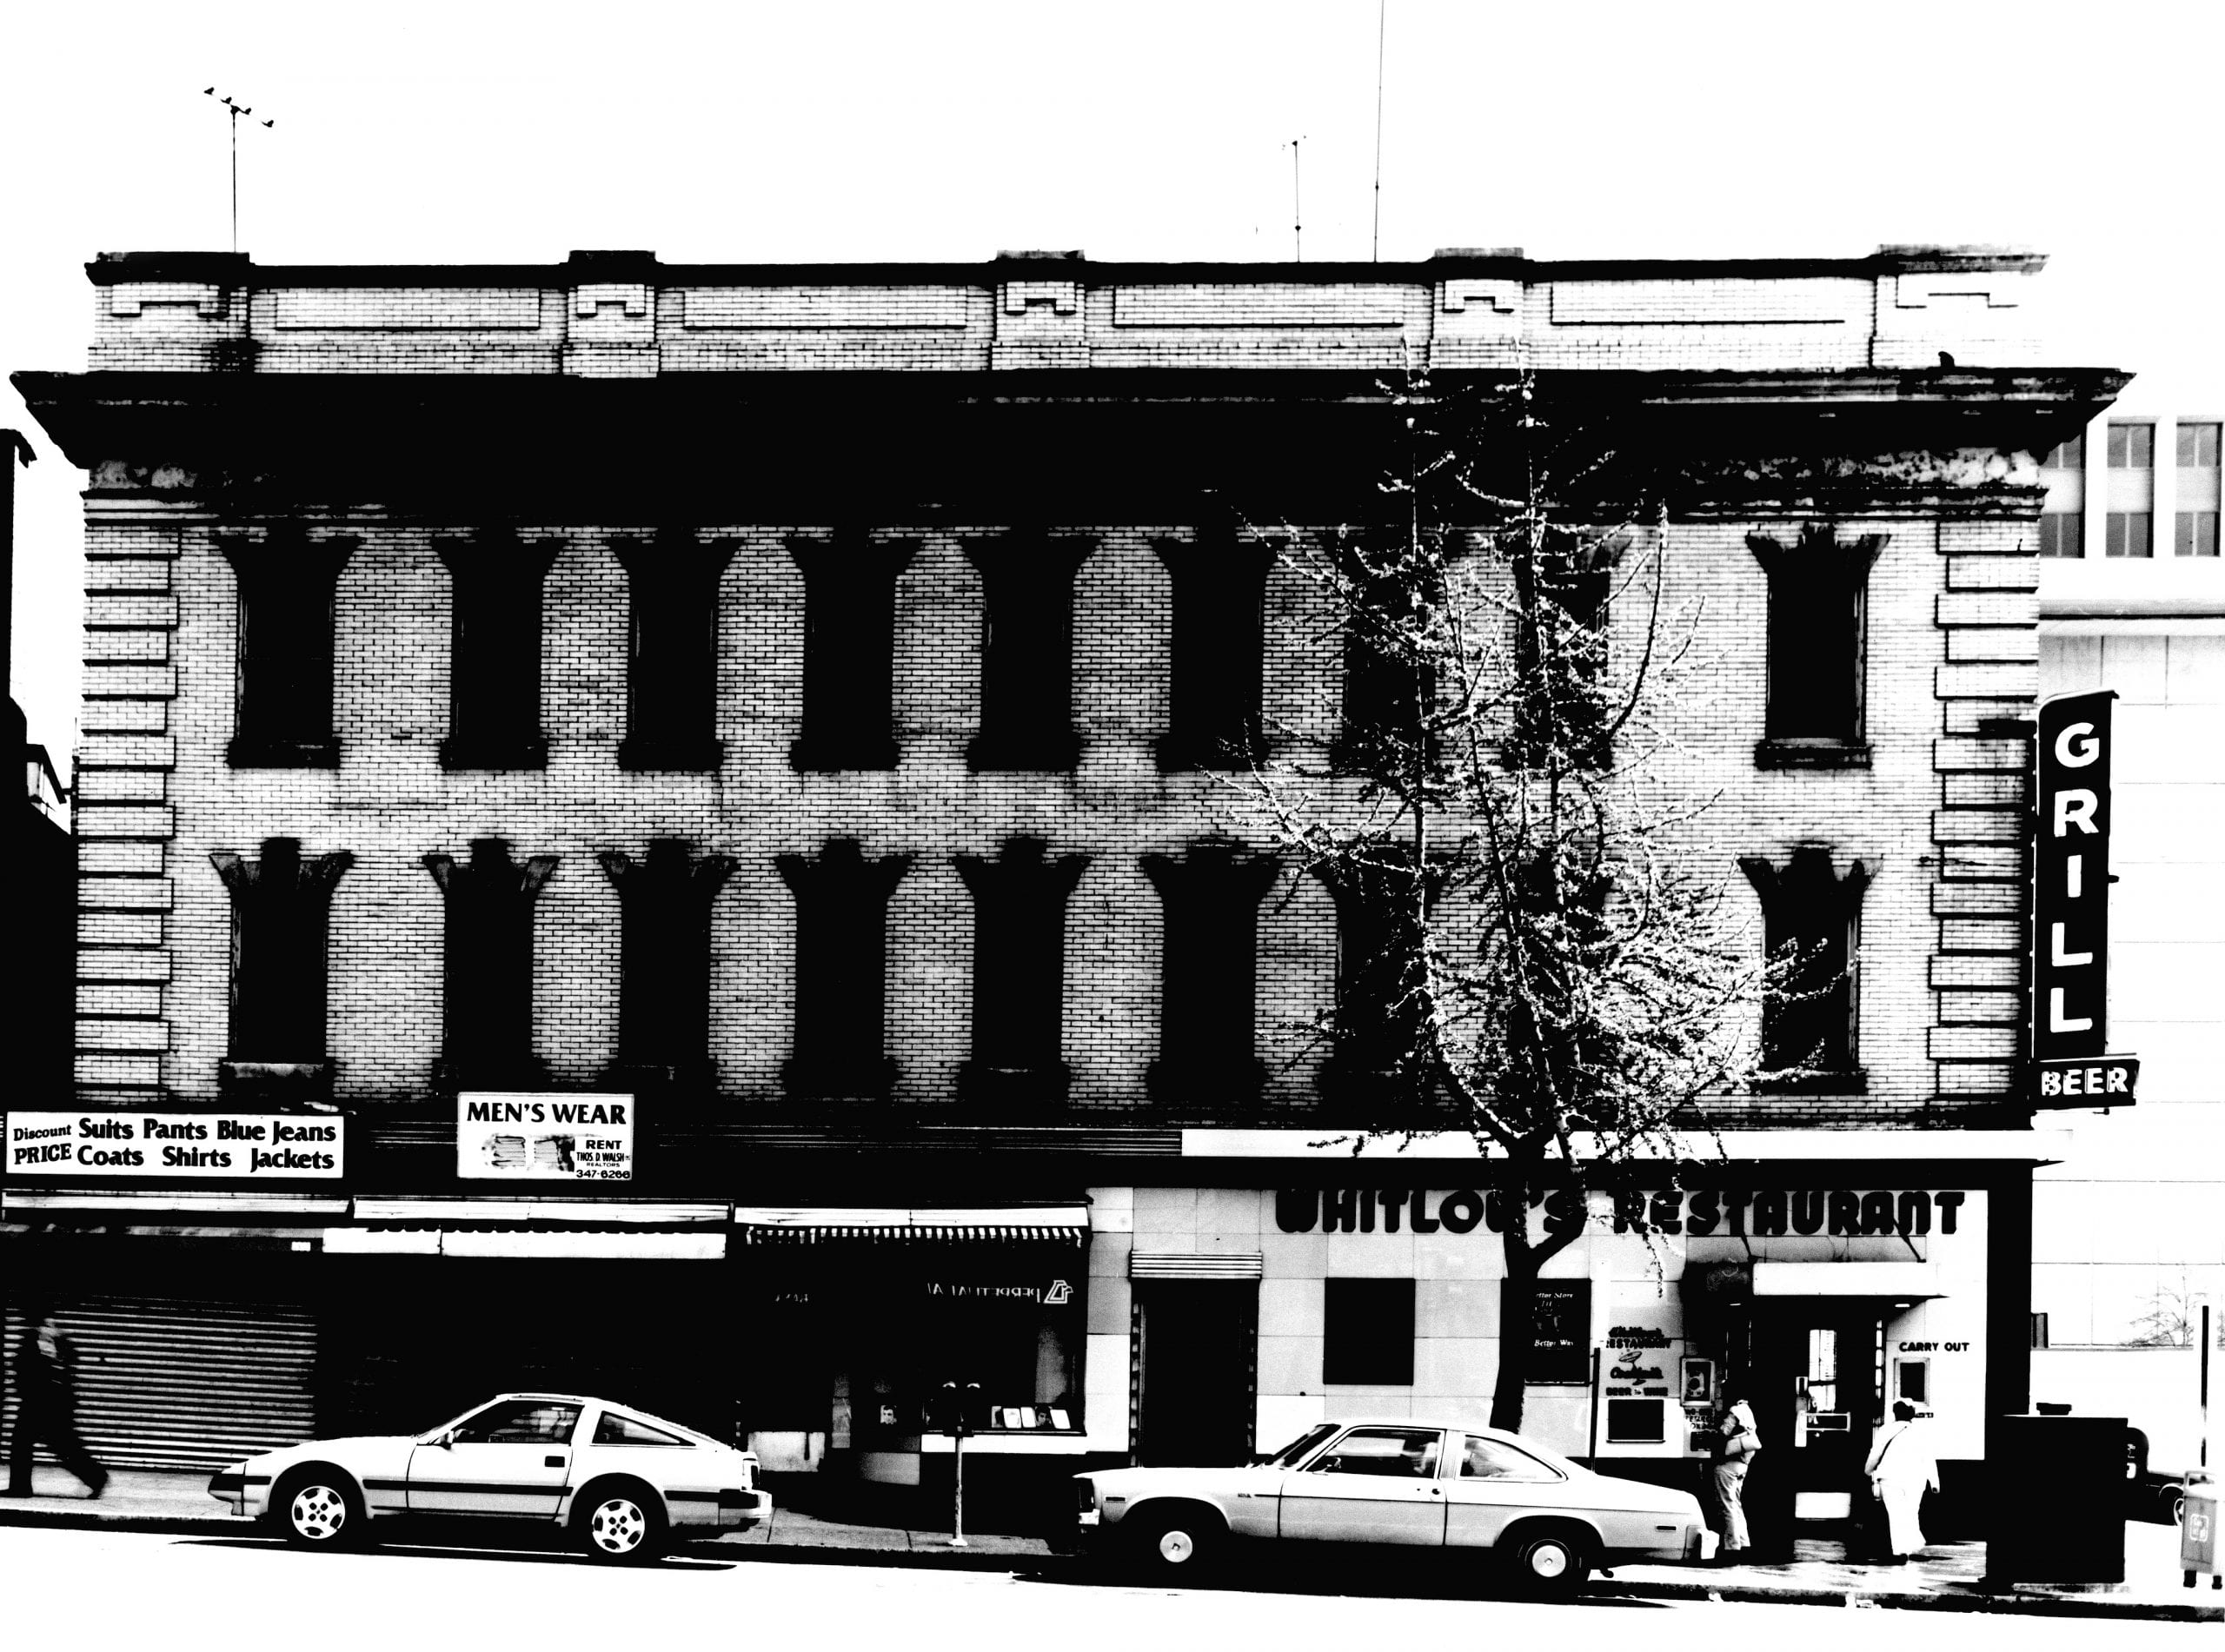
[1261,1423,1341,1468]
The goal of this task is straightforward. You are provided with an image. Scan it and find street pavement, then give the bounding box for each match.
[3,1523,2219,1652]
[1,1464,2215,1622]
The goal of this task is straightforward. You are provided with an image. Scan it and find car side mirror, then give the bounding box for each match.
[437,1430,457,1450]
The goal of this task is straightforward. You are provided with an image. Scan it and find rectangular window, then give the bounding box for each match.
[775,839,912,1098]
[2029,1312,2050,1350]
[966,534,1087,772]
[1143,843,1277,1105]
[423,837,558,1089]
[2106,512,2153,558]
[209,837,354,1080]
[1155,529,1273,771]
[615,532,732,773]
[2175,513,2221,558]
[788,532,913,771]
[958,838,1087,1105]
[1605,1399,1666,1444]
[2175,422,2220,468]
[1743,846,1868,1085]
[441,532,555,770]
[1323,1277,1416,1386]
[2038,513,2084,559]
[2042,435,2085,470]
[222,533,355,768]
[1750,527,1885,766]
[2107,423,2154,468]
[598,840,736,1079]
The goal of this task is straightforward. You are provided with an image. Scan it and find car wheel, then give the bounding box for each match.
[575,1481,667,1565]
[1504,1525,1593,1596]
[1127,1505,1220,1578]
[271,1468,365,1550]
[2164,1485,2185,1526]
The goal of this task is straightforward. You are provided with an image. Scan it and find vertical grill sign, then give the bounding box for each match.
[2032,690,2137,1106]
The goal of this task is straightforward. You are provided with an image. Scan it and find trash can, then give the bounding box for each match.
[1988,1413,2126,1586]
[2183,1470,2219,1590]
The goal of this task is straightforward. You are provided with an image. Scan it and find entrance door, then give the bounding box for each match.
[1134,1282,1256,1466]
[1749,1307,1877,1556]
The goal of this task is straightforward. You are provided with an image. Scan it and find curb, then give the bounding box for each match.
[1,1504,2215,1619]
[1594,1575,2224,1624]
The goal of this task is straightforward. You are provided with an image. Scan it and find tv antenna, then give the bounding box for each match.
[1283,136,1305,262]
[1372,0,1387,261]
[203,89,275,253]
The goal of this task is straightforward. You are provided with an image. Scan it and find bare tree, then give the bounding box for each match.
[1232,370,1794,1432]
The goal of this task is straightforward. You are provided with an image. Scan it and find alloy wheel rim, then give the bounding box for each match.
[292,1485,346,1541]
[592,1498,646,1552]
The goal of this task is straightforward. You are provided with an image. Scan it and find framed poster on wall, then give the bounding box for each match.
[1507,1279,1591,1384]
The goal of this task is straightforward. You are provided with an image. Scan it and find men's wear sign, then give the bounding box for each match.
[456,1094,633,1181]
[2032,690,2136,1106]
[5,1112,343,1177]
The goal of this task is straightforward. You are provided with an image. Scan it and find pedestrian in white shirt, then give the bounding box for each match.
[1863,1400,1938,1562]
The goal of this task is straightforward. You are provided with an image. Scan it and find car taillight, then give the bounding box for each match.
[1074,1480,1096,1514]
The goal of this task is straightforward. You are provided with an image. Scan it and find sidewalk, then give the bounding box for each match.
[2,1466,2215,1621]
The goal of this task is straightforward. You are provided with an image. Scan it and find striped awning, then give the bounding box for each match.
[732,1205,1091,1246]
[1130,1251,1265,1280]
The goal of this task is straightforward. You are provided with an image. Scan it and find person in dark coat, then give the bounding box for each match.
[4,1309,108,1497]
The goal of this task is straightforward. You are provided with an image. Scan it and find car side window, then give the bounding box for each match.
[453,1401,582,1445]
[593,1411,689,1447]
[1305,1427,1444,1477]
[1459,1436,1560,1481]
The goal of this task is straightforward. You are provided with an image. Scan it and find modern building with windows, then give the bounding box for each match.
[2031,397,2224,1489]
[3,245,2124,1546]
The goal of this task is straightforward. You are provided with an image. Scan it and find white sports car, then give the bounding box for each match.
[209,1392,771,1563]
[1074,1418,1716,1592]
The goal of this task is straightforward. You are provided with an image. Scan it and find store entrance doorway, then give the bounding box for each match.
[1133,1281,1256,1467]
[1747,1304,1880,1557]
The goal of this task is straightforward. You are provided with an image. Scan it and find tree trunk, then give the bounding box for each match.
[1491,1240,1539,1433]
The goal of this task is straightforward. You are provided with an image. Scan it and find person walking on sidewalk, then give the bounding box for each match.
[1863,1400,1936,1563]
[1708,1390,1762,1562]
[4,1309,109,1499]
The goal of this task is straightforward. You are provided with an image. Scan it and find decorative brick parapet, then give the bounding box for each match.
[79,247,2051,380]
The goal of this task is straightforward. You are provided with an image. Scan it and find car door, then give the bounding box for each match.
[407,1398,582,1518]
[1441,1432,1571,1548]
[1276,1426,1448,1545]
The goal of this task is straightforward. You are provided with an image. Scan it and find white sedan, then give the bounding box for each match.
[209,1392,770,1563]
[1074,1418,1716,1592]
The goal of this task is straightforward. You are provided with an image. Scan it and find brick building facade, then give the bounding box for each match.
[5,246,2122,1545]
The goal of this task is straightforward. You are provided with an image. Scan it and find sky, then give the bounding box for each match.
[6,0,2222,760]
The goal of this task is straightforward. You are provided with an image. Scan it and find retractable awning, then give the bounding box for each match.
[1752,1261,1944,1298]
[732,1205,1091,1245]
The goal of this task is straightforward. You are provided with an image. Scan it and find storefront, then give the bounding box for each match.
[1091,1133,2057,1552]
[730,1205,1096,1509]
[1,1189,343,1471]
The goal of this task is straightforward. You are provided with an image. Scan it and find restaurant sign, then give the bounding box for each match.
[2032,690,2137,1107]
[5,1111,342,1178]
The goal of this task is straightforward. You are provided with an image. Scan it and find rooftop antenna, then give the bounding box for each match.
[203,88,275,254]
[1372,1,1387,260]
[1284,136,1305,262]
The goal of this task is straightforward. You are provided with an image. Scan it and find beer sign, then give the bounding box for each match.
[2032,690,2136,1107]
